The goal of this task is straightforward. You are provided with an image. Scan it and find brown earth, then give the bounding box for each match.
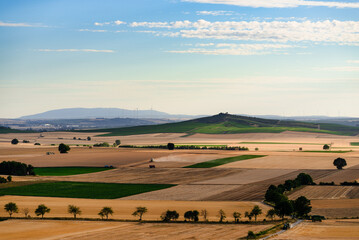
[0,219,274,240]
[274,219,359,239]
[288,186,358,200]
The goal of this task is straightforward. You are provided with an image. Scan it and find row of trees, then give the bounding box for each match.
[4,203,282,222]
[0,175,12,184]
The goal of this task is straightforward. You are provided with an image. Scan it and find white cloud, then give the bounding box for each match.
[196,10,235,16]
[182,0,359,8]
[347,60,359,64]
[114,20,126,25]
[94,20,126,26]
[131,19,359,44]
[37,49,114,53]
[0,21,43,27]
[168,43,296,55]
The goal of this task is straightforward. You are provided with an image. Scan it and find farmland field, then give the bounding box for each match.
[0,182,175,199]
[34,167,112,176]
[0,219,274,240]
[184,155,266,168]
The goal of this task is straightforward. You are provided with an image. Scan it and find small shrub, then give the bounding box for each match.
[323,144,330,150]
[22,140,30,143]
[167,143,175,150]
[11,139,19,145]
[34,143,41,145]
[6,176,12,182]
[58,143,70,153]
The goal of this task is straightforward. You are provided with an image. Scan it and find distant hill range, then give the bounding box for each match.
[20,108,203,120]
[82,113,359,136]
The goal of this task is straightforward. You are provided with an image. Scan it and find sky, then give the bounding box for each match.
[0,0,358,118]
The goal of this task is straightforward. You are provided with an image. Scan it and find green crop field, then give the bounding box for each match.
[184,155,266,168]
[0,182,175,199]
[34,167,113,176]
[350,142,359,146]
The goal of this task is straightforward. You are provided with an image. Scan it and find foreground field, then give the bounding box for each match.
[274,219,359,240]
[0,196,271,221]
[0,219,274,240]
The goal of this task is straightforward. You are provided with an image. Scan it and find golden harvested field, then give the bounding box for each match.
[274,220,359,239]
[0,219,274,240]
[0,195,271,221]
[288,186,358,200]
[316,169,359,183]
[310,199,359,218]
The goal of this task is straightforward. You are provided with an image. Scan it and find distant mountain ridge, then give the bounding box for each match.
[20,108,203,120]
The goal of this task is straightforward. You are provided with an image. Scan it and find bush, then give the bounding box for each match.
[184,210,199,222]
[0,161,34,176]
[0,177,7,183]
[11,139,19,145]
[58,143,70,153]
[22,140,30,143]
[323,144,330,150]
[161,210,179,222]
[319,182,335,185]
[34,143,41,145]
[167,143,175,150]
[115,140,121,146]
[7,176,12,182]
[340,181,359,186]
[93,142,110,147]
[87,136,91,141]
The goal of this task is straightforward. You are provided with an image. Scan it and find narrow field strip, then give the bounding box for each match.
[239,142,324,145]
[34,167,113,176]
[0,182,175,199]
[183,155,266,168]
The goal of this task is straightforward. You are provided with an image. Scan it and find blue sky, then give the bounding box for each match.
[0,0,358,118]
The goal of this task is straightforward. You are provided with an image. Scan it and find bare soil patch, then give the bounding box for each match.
[316,169,359,184]
[310,199,359,218]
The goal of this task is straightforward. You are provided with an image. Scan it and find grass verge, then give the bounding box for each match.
[184,155,266,168]
[350,142,359,146]
[34,167,113,176]
[0,182,175,199]
[303,150,352,153]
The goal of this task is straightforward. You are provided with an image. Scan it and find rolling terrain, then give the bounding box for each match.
[81,113,359,136]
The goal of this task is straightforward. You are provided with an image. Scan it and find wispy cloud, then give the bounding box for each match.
[168,43,297,55]
[315,66,359,72]
[182,0,359,8]
[0,21,44,27]
[196,10,235,16]
[347,60,359,64]
[131,19,359,44]
[37,49,114,53]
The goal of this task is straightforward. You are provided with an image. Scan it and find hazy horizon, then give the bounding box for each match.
[1,0,358,118]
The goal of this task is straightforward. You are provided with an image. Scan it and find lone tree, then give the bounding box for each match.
[115,140,121,146]
[184,210,199,222]
[167,143,175,150]
[200,209,208,221]
[98,207,113,220]
[58,143,70,153]
[87,136,91,141]
[161,210,179,222]
[245,211,253,221]
[233,211,241,222]
[11,139,19,145]
[218,209,226,222]
[68,205,82,219]
[35,204,51,219]
[4,202,18,218]
[333,157,347,170]
[274,200,293,220]
[247,231,256,239]
[251,205,262,222]
[132,206,148,221]
[293,196,312,218]
[266,209,276,221]
[323,144,330,150]
[22,208,30,218]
